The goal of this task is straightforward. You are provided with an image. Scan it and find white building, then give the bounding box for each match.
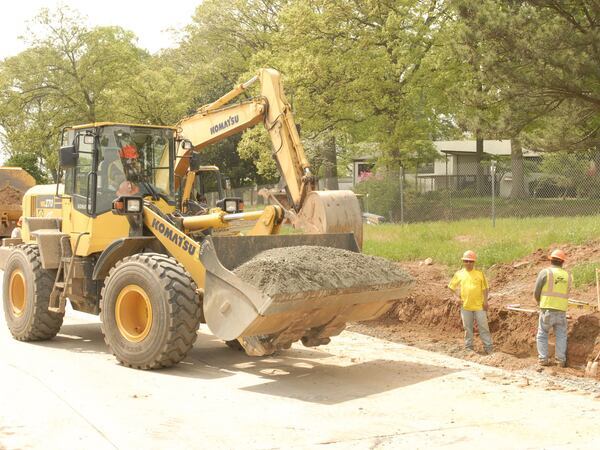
[352,140,540,197]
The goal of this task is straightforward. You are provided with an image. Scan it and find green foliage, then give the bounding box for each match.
[539,152,600,197]
[237,128,279,181]
[274,0,447,170]
[570,262,600,288]
[453,1,600,152]
[353,177,402,219]
[0,6,143,179]
[3,0,600,190]
[3,153,48,183]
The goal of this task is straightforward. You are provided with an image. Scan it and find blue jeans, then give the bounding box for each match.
[536,309,567,362]
[460,309,493,350]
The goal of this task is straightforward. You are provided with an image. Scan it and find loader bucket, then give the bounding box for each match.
[200,235,412,356]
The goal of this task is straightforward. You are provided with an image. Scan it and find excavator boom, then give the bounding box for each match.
[175,68,362,245]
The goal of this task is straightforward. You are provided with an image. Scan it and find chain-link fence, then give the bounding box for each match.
[352,157,600,224]
[204,152,600,224]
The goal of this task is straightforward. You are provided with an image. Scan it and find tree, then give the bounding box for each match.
[3,152,48,183]
[269,0,448,180]
[169,0,287,184]
[450,0,600,197]
[113,59,192,126]
[0,6,144,179]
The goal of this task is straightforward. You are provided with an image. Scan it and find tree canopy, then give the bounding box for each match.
[1,1,598,190]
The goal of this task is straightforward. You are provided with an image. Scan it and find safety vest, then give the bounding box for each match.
[540,267,572,311]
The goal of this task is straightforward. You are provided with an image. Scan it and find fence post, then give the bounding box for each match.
[491,160,497,227]
[400,166,405,223]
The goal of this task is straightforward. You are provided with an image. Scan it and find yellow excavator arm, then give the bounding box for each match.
[173,68,363,246]
[174,68,315,212]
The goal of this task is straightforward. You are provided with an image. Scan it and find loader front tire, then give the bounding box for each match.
[2,245,64,340]
[100,253,201,369]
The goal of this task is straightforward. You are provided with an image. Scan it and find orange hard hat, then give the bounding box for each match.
[550,249,566,261]
[119,144,138,159]
[462,250,477,261]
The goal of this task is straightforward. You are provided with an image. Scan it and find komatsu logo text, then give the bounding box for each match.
[151,218,196,256]
[210,115,239,135]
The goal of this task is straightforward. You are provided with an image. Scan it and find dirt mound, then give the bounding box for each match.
[233,246,412,297]
[360,244,600,374]
[0,185,23,207]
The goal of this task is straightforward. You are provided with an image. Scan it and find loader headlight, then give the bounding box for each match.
[126,198,142,212]
[112,196,143,215]
[217,197,244,214]
[225,200,237,213]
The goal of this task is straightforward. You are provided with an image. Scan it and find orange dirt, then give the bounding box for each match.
[355,244,600,376]
[0,185,23,207]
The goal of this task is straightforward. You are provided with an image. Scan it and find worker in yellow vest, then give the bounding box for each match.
[534,249,572,368]
[448,250,493,354]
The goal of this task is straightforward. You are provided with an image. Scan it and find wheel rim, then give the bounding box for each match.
[9,270,26,317]
[115,285,153,342]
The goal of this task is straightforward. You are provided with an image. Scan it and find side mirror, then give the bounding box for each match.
[182,139,194,151]
[59,145,78,168]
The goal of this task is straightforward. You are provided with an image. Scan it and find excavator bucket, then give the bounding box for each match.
[200,235,412,356]
[292,190,364,248]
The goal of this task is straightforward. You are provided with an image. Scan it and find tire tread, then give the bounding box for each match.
[100,253,201,369]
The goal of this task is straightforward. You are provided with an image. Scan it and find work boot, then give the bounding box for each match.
[555,359,566,368]
[484,347,494,355]
[538,358,551,367]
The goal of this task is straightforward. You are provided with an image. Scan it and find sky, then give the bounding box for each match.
[0,0,202,59]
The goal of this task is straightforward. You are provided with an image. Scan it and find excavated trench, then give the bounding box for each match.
[355,244,600,374]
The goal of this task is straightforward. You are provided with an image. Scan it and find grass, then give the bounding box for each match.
[363,215,600,271]
[569,261,600,288]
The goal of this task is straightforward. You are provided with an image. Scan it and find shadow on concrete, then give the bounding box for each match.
[28,322,457,404]
[33,323,108,355]
[183,334,458,404]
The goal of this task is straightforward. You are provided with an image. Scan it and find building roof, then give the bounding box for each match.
[352,139,539,162]
[435,140,538,157]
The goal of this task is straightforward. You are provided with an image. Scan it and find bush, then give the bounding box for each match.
[353,178,402,219]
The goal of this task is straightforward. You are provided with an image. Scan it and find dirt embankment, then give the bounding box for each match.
[359,243,600,373]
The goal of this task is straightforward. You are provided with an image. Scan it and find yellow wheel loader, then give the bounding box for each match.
[0,69,412,369]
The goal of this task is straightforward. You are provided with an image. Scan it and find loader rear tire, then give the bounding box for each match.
[2,245,64,340]
[100,253,201,369]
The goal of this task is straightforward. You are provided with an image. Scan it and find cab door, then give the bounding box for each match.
[61,128,96,246]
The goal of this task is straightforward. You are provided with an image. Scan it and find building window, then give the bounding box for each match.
[356,162,375,182]
[418,160,435,174]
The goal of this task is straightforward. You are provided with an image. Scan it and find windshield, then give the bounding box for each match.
[97,125,174,205]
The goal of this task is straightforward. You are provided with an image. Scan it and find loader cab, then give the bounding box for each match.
[182,163,244,215]
[60,123,177,217]
[58,123,177,255]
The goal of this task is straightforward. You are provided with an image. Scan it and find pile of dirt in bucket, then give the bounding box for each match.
[233,245,412,297]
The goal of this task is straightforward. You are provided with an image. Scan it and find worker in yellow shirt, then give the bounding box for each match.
[447,250,493,354]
